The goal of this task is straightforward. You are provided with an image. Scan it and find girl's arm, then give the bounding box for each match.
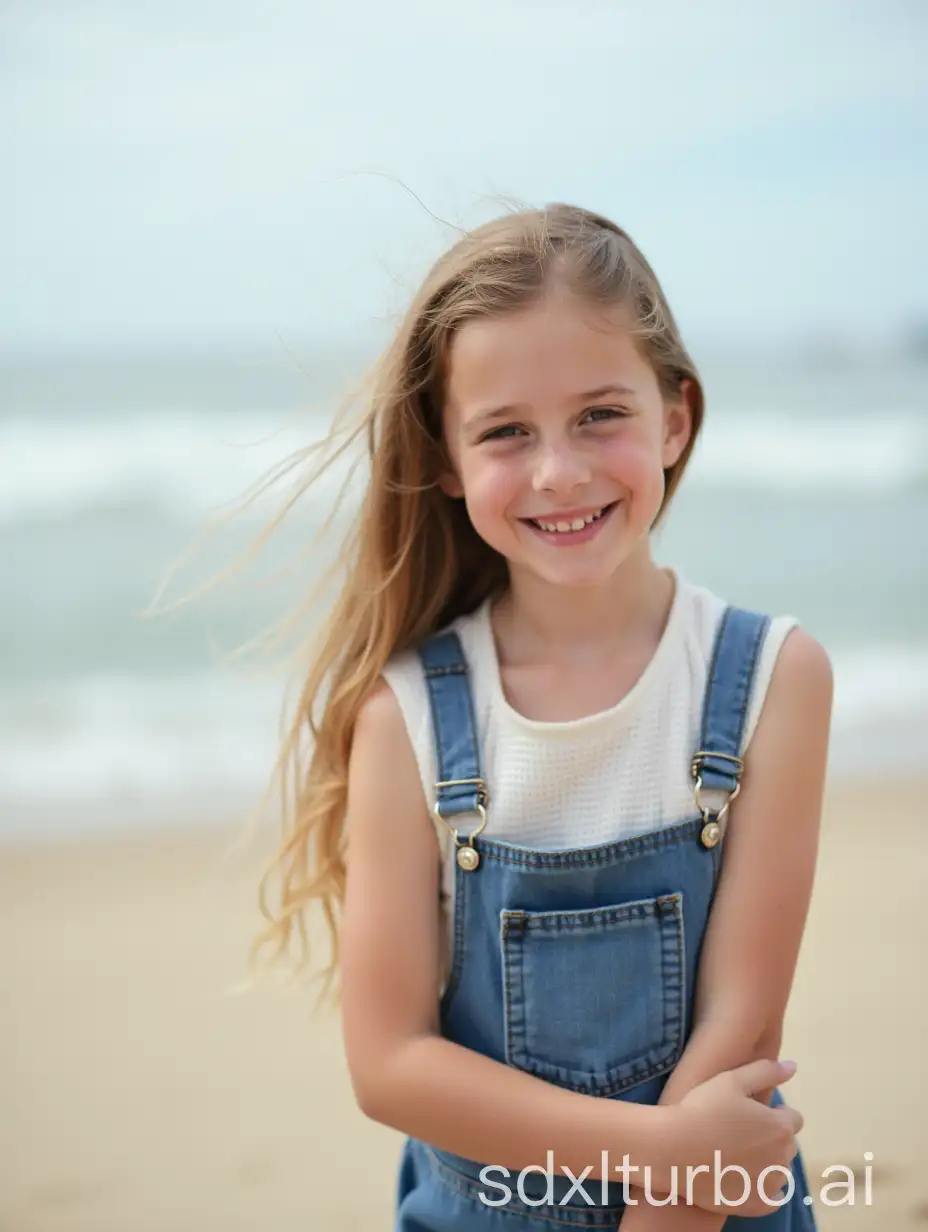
[620,627,833,1230]
[340,681,659,1181]
[339,681,802,1208]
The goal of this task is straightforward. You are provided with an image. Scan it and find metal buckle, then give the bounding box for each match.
[434,778,489,871]
[690,752,743,849]
[690,750,744,781]
[434,777,489,808]
[692,776,742,823]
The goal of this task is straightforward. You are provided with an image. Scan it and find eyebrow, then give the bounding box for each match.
[469,384,638,425]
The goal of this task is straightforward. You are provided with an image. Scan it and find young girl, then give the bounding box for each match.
[256,204,831,1228]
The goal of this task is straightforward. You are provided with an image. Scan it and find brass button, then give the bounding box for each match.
[457,845,480,871]
[700,820,721,849]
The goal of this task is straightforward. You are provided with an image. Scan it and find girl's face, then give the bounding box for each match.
[440,289,694,590]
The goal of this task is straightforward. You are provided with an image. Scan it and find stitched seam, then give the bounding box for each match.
[502,897,686,1099]
[461,649,486,791]
[661,894,685,1060]
[502,914,522,1069]
[474,817,703,868]
[735,614,770,756]
[422,664,467,678]
[677,891,689,1039]
[700,604,733,740]
[519,898,669,931]
[728,621,753,762]
[423,669,450,788]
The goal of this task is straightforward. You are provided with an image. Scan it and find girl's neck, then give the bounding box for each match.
[492,545,675,668]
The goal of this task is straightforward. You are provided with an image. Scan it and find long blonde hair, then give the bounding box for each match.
[253,203,705,1001]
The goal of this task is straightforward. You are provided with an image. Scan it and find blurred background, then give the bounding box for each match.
[2,2,926,1230]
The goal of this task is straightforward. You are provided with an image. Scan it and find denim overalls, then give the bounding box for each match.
[395,606,816,1229]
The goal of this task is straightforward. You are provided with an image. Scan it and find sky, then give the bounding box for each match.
[3,0,927,352]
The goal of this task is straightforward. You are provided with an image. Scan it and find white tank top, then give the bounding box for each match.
[382,571,796,968]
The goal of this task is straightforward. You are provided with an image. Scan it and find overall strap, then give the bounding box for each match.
[417,631,488,853]
[691,606,771,840]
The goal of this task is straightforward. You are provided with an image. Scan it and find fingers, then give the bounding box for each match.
[775,1103,805,1136]
[731,1056,798,1095]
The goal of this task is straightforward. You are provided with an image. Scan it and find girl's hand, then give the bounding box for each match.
[656,1058,802,1218]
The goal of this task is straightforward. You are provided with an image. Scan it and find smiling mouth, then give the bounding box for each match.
[522,502,619,534]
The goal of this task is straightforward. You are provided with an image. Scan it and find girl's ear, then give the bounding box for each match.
[661,377,696,470]
[438,470,464,499]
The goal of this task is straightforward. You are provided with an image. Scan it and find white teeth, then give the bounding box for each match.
[534,506,607,533]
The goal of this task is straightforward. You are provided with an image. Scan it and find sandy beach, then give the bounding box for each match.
[2,776,926,1231]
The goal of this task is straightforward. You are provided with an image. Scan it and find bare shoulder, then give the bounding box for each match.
[354,675,411,745]
[346,676,433,841]
[746,626,833,788]
[765,626,834,719]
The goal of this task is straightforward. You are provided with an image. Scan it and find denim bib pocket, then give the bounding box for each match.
[501,893,685,1097]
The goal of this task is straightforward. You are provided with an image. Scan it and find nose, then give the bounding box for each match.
[532,440,592,494]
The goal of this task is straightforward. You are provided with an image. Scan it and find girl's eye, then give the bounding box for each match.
[481,424,526,441]
[584,406,625,424]
[480,407,626,442]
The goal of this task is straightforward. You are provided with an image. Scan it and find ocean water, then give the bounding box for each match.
[1,343,926,840]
